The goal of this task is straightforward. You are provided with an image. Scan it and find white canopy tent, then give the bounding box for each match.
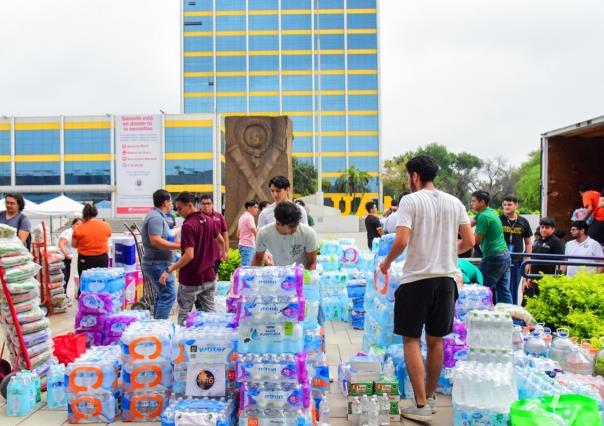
[32,195,84,217]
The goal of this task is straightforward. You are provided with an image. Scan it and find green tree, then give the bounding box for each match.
[516,151,541,211]
[382,153,411,197]
[292,157,318,196]
[333,166,371,199]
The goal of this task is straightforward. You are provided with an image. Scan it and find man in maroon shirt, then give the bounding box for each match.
[200,194,229,267]
[160,192,225,325]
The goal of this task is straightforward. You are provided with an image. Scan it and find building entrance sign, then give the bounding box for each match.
[115,115,162,216]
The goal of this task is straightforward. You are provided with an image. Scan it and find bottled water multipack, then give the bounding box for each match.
[233,265,304,298]
[237,353,308,384]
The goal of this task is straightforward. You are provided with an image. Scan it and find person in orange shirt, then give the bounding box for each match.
[579,184,604,244]
[72,204,112,289]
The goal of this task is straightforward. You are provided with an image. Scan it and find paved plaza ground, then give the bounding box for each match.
[0,300,453,425]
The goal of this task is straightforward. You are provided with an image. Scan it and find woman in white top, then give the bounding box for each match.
[58,218,83,297]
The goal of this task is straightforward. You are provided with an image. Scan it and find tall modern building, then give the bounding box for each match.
[181,0,381,201]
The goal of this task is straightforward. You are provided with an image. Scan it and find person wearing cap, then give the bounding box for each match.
[523,216,565,301]
[471,190,512,304]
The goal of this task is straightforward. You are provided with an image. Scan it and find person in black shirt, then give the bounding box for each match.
[523,217,565,302]
[500,195,533,304]
[364,201,383,249]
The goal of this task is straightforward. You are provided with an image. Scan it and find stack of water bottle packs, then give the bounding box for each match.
[44,246,68,311]
[232,265,317,425]
[111,235,139,306]
[363,234,405,351]
[172,312,238,400]
[75,268,128,346]
[317,239,373,326]
[120,320,175,422]
[0,224,53,386]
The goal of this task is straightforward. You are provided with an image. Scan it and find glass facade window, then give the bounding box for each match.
[0,129,10,185]
[250,96,279,112]
[291,116,313,131]
[217,56,246,71]
[349,156,378,171]
[249,0,278,10]
[283,96,312,111]
[250,55,279,71]
[166,159,213,185]
[321,136,346,152]
[348,74,377,90]
[347,13,377,29]
[185,98,214,113]
[349,135,379,152]
[349,94,378,110]
[321,95,345,111]
[282,0,310,9]
[216,76,246,92]
[249,15,278,31]
[282,55,312,70]
[282,35,312,50]
[216,0,244,11]
[250,35,278,51]
[348,0,376,8]
[216,36,246,52]
[293,138,313,153]
[282,76,312,91]
[64,129,110,154]
[318,54,344,70]
[183,0,212,12]
[315,14,344,30]
[16,130,59,154]
[65,161,110,185]
[348,53,377,69]
[184,36,213,52]
[0,131,10,155]
[184,57,213,72]
[165,127,213,152]
[322,156,346,173]
[216,16,245,31]
[185,77,214,93]
[319,75,345,90]
[16,162,60,185]
[321,117,345,131]
[250,76,278,91]
[217,96,246,113]
[347,34,377,49]
[281,15,311,30]
[349,115,378,131]
[317,35,344,50]
[319,0,344,8]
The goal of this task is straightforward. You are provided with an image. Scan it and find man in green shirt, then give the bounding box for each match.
[471,190,512,304]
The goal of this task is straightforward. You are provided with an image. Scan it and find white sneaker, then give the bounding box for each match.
[427,394,437,414]
[401,404,432,422]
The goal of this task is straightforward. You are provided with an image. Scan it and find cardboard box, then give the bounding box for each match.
[374,380,400,396]
[347,382,374,396]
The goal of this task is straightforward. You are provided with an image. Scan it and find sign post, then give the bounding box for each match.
[115,115,162,216]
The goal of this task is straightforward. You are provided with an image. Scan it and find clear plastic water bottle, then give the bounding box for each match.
[318,396,330,425]
[360,394,369,425]
[524,331,549,357]
[382,358,395,381]
[7,375,27,417]
[47,364,67,409]
[351,396,362,426]
[379,393,390,425]
[549,328,574,364]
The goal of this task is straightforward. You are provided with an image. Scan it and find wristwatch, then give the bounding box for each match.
[165,266,171,273]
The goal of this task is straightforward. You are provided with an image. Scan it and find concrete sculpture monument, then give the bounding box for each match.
[225,116,293,239]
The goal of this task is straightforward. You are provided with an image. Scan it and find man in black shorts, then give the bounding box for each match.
[379,155,474,422]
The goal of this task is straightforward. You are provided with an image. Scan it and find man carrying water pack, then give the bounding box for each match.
[379,155,474,422]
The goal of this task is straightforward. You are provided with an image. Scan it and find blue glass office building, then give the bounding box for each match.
[182,0,381,198]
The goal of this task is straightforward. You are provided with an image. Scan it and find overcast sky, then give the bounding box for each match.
[1,0,603,165]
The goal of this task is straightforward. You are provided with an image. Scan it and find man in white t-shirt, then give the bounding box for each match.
[564,220,604,277]
[378,155,474,422]
[257,176,308,228]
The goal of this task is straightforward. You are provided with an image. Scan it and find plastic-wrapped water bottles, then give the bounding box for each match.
[47,364,67,409]
[185,310,236,328]
[452,361,518,425]
[233,265,304,297]
[112,235,137,271]
[455,285,493,320]
[238,322,304,354]
[6,372,39,416]
[465,310,513,350]
[238,295,306,323]
[65,346,122,393]
[240,382,311,410]
[120,320,174,364]
[103,309,151,345]
[121,389,170,422]
[237,353,308,383]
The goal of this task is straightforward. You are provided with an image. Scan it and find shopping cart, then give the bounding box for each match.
[0,265,33,399]
[124,223,157,315]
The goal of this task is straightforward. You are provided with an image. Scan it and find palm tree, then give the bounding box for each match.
[334,166,371,200]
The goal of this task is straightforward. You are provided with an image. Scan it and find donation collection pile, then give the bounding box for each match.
[3,230,604,424]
